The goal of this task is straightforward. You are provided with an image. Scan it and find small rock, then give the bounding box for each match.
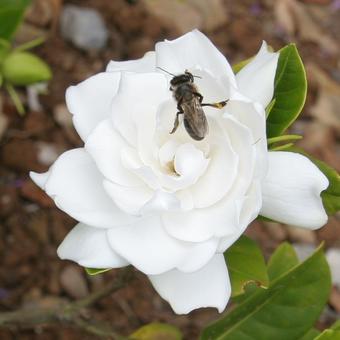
[60,5,108,51]
[36,142,59,166]
[60,265,89,299]
[262,222,288,242]
[25,0,54,27]
[287,225,317,244]
[53,103,73,128]
[293,243,316,261]
[327,248,340,289]
[330,287,340,313]
[26,83,48,113]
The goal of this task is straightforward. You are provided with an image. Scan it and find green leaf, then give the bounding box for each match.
[224,236,268,297]
[0,0,31,41]
[85,268,111,276]
[267,242,299,281]
[2,51,52,86]
[267,44,307,138]
[130,323,182,340]
[313,159,340,215]
[313,321,340,340]
[314,330,340,340]
[265,98,276,118]
[285,147,340,215]
[299,328,320,340]
[201,245,331,340]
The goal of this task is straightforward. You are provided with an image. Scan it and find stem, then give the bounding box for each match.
[5,83,25,116]
[267,134,302,145]
[271,142,295,151]
[14,36,46,52]
[0,267,134,339]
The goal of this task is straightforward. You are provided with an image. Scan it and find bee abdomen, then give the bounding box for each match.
[184,118,205,141]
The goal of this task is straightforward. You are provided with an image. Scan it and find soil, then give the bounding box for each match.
[0,0,339,339]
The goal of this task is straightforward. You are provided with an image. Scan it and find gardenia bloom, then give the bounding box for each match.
[30,30,328,314]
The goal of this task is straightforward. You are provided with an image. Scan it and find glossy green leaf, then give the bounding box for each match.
[299,328,320,340]
[267,44,307,138]
[85,268,111,276]
[2,51,52,85]
[267,242,299,281]
[201,245,331,340]
[315,330,340,340]
[265,98,276,118]
[224,236,268,297]
[130,323,182,340]
[0,0,31,40]
[313,158,340,215]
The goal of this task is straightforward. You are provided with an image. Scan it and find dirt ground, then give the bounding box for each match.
[0,0,339,339]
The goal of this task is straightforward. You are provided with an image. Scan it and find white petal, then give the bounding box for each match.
[57,223,128,268]
[260,152,329,229]
[107,215,218,275]
[111,72,170,167]
[236,41,279,108]
[162,195,240,243]
[218,180,262,252]
[148,254,230,314]
[30,148,136,228]
[103,180,153,215]
[156,29,236,87]
[226,96,268,180]
[189,119,238,208]
[85,119,142,187]
[106,51,155,72]
[66,72,120,141]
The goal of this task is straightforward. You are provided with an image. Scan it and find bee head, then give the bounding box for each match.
[170,71,194,88]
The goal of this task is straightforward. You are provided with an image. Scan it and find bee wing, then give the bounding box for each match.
[183,97,208,141]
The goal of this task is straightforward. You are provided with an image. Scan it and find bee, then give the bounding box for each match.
[158,68,229,141]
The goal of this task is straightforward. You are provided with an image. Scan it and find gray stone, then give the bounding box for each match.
[326,248,340,288]
[293,243,316,262]
[60,5,108,51]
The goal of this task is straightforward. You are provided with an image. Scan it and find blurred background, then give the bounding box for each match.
[0,0,339,339]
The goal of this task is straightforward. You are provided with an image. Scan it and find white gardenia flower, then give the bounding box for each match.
[30,30,329,314]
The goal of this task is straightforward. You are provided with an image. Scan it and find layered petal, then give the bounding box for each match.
[162,194,240,243]
[30,148,136,228]
[156,29,236,87]
[66,72,120,141]
[260,151,329,229]
[107,215,218,275]
[57,223,128,268]
[85,119,142,187]
[106,51,155,73]
[236,41,279,108]
[148,254,230,314]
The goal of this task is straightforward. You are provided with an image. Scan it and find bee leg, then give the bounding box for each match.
[202,99,229,109]
[170,111,183,134]
[193,92,203,103]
